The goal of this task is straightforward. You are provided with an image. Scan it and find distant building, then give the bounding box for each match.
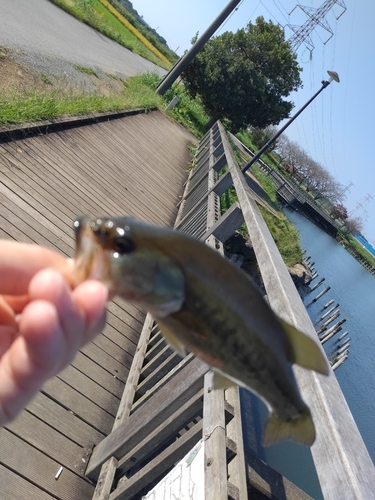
[355,234,375,257]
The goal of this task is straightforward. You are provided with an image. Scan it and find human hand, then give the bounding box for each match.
[0,241,108,426]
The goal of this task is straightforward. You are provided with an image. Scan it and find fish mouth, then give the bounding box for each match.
[73,216,110,286]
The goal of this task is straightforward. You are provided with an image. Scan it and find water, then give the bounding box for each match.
[286,209,375,461]
[241,209,375,499]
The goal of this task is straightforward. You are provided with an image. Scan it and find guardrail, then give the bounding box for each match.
[87,121,375,500]
[177,121,375,498]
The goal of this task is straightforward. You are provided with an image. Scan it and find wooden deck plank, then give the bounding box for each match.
[57,365,120,417]
[62,117,188,212]
[0,429,95,500]
[0,145,84,224]
[67,126,182,220]
[0,144,100,221]
[0,110,194,499]
[26,392,105,448]
[0,160,73,228]
[71,351,125,399]
[81,343,129,383]
[101,323,137,358]
[21,138,125,218]
[42,378,114,435]
[0,464,55,500]
[0,197,72,254]
[92,333,133,368]
[0,176,73,247]
[6,410,88,475]
[41,131,153,223]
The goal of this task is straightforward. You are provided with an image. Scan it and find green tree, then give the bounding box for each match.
[182,17,302,131]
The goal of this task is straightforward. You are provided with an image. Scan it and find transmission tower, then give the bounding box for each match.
[287,0,347,53]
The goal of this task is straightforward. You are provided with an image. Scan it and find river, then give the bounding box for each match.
[241,208,375,499]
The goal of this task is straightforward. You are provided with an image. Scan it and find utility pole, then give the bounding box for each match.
[156,0,241,95]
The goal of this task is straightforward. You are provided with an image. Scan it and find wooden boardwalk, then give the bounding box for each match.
[0,110,195,499]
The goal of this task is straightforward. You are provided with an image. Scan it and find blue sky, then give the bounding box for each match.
[131,0,374,242]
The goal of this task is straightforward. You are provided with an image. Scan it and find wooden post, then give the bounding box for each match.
[203,372,228,500]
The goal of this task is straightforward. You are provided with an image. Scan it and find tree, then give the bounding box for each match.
[331,204,348,220]
[249,126,278,153]
[182,17,302,131]
[345,216,364,235]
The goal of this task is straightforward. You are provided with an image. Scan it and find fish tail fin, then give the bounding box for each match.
[262,410,316,447]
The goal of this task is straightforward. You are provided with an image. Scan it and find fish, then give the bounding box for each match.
[73,215,329,447]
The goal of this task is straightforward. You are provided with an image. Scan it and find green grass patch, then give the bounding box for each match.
[0,74,164,126]
[217,149,303,267]
[49,0,171,69]
[138,72,210,138]
[73,65,99,77]
[258,206,303,267]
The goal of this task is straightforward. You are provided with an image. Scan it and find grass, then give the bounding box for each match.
[73,65,98,77]
[49,0,171,69]
[0,74,164,126]
[218,152,303,267]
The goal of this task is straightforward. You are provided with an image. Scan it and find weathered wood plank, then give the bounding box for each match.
[111,420,203,500]
[131,354,194,413]
[80,343,129,384]
[6,410,88,475]
[203,371,228,500]
[116,389,204,476]
[86,356,208,479]
[92,457,118,500]
[70,351,125,399]
[26,392,105,448]
[226,387,248,499]
[202,201,244,243]
[57,365,120,417]
[92,333,133,369]
[137,351,182,397]
[0,429,95,500]
[102,320,139,358]
[0,464,55,500]
[113,314,154,429]
[42,377,114,435]
[140,343,174,380]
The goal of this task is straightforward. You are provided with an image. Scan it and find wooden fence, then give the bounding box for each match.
[86,121,375,499]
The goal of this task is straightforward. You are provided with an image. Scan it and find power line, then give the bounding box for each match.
[287,0,347,53]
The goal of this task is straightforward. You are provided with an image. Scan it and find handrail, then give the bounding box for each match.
[218,121,375,499]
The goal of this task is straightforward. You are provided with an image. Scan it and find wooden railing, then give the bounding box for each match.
[87,121,375,500]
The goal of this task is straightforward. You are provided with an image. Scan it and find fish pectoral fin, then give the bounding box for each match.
[262,410,316,447]
[280,319,330,376]
[158,323,187,357]
[212,371,238,390]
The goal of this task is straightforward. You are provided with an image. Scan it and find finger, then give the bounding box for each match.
[0,242,73,296]
[72,280,108,346]
[28,269,85,367]
[0,300,65,425]
[1,295,29,314]
[0,296,17,328]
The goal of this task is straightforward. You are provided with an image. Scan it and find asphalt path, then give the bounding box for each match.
[0,0,166,78]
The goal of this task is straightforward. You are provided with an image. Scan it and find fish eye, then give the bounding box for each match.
[113,236,135,255]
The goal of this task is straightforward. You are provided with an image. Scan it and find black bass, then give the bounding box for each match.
[73,215,329,446]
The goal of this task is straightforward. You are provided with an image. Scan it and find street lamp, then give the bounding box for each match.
[241,70,340,174]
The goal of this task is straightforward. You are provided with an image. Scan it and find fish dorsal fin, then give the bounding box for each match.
[212,371,238,390]
[280,318,329,376]
[158,323,187,358]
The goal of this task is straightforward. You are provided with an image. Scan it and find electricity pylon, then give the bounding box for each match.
[287,0,347,53]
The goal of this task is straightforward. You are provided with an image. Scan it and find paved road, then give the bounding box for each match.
[0,0,166,78]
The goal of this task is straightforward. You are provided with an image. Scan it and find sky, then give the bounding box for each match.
[130,0,375,242]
